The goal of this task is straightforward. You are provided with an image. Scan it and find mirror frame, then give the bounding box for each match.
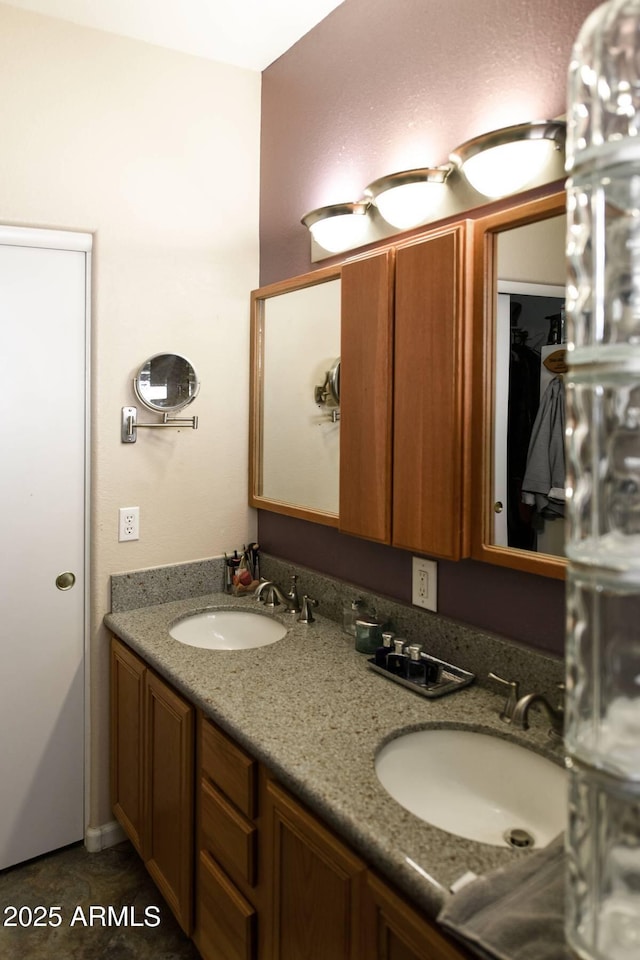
[471,190,567,580]
[249,263,342,526]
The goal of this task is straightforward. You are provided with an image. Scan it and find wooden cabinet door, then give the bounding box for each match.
[365,873,473,960]
[110,637,146,856]
[392,224,472,560]
[197,850,256,960]
[340,249,395,543]
[145,669,194,935]
[265,779,367,960]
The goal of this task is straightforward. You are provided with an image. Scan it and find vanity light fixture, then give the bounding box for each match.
[301,201,370,253]
[449,120,567,198]
[364,165,453,229]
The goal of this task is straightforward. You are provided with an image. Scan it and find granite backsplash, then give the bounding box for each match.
[110,553,564,705]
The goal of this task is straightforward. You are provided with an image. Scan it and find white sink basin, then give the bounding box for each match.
[375,728,566,848]
[169,610,287,650]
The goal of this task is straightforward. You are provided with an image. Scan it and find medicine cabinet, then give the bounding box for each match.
[250,187,568,578]
[470,191,567,579]
[250,222,472,562]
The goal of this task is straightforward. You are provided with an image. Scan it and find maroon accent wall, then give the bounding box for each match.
[260,0,601,285]
[258,0,600,654]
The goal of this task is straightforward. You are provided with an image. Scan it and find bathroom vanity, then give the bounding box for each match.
[106,575,564,960]
[110,630,473,959]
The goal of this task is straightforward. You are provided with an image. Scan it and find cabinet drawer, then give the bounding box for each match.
[201,718,257,819]
[201,777,257,888]
[196,851,256,960]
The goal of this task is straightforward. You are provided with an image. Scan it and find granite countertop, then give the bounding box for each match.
[104,591,565,919]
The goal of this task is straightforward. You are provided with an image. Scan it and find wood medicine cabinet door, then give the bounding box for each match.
[339,249,394,543]
[392,223,472,561]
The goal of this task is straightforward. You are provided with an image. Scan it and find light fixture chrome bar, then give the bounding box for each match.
[364,164,452,199]
[300,200,370,232]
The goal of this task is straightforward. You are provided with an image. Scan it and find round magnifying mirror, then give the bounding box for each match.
[134,353,200,413]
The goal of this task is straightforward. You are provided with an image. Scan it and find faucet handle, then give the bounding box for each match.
[488,672,520,722]
[287,575,301,614]
[298,595,318,624]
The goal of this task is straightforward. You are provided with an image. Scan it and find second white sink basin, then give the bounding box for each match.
[169,610,287,650]
[375,728,566,848]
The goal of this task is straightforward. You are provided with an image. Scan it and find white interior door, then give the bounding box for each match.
[0,227,90,870]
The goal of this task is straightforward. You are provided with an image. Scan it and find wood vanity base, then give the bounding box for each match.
[110,635,473,960]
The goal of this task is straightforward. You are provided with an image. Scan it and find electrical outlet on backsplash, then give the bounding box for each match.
[109,551,563,704]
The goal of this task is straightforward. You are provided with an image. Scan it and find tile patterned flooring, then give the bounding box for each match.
[0,840,200,959]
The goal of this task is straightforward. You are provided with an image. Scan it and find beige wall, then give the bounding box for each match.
[498,215,567,286]
[0,3,260,826]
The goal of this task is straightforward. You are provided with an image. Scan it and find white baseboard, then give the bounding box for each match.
[84,820,126,853]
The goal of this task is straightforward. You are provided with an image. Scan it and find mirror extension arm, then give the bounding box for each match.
[121,406,198,443]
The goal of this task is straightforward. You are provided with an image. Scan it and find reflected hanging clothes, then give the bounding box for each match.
[521,376,566,521]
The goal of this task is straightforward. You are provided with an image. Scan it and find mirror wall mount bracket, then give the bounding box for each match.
[121,406,198,443]
[314,357,341,422]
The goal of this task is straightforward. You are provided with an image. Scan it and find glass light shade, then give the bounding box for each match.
[450,121,566,198]
[364,167,452,229]
[301,202,370,253]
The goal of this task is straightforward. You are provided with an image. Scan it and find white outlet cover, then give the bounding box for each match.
[412,556,437,611]
[118,506,140,542]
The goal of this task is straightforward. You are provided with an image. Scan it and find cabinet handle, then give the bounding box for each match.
[493,501,503,514]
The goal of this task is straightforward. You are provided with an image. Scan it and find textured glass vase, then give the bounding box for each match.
[566,2,640,958]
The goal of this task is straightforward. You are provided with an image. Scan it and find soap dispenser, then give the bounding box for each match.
[343,597,365,636]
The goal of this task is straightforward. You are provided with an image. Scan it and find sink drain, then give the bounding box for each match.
[504,828,535,849]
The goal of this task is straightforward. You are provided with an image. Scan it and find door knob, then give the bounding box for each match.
[56,571,76,591]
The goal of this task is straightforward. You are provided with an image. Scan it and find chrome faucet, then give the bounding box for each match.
[489,672,564,740]
[255,579,287,606]
[255,577,300,613]
[512,689,565,741]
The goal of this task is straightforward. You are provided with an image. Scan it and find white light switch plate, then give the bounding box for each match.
[412,556,437,611]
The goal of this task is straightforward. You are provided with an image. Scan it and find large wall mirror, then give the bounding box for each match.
[471,191,567,579]
[249,264,342,525]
